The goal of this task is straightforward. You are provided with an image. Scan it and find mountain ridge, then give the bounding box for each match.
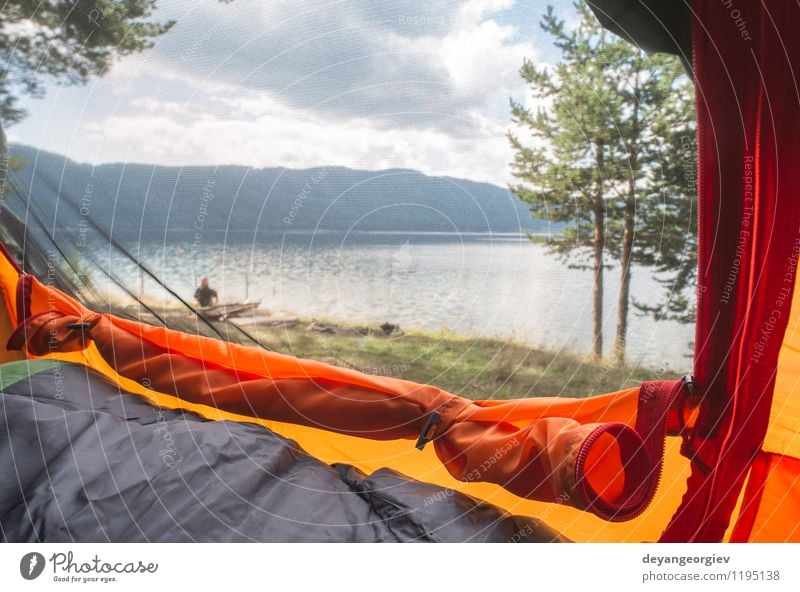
[7,144,547,240]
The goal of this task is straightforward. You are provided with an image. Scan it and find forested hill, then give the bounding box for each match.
[8,145,547,239]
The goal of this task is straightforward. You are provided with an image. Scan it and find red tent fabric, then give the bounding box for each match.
[662,0,800,541]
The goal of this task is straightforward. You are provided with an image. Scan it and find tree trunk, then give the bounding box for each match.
[615,51,642,365]
[616,192,635,364]
[593,140,605,361]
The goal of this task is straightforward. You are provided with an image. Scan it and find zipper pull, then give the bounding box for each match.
[415,411,441,451]
[678,374,713,475]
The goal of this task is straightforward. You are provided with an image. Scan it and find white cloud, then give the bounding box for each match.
[433,19,531,93]
[84,90,515,184]
[19,0,552,186]
[454,0,518,29]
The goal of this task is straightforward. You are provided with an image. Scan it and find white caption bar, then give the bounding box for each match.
[1,543,798,591]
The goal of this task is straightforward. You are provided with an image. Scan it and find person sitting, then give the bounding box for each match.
[194,277,218,307]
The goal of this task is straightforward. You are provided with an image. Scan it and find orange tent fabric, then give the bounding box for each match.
[8,275,687,523]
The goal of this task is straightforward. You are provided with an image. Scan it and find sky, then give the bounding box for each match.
[10,0,577,186]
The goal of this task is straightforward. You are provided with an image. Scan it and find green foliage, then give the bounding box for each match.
[0,0,174,124]
[509,0,697,322]
[631,91,697,323]
[509,2,625,264]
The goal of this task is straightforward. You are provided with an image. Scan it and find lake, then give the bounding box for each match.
[99,232,694,370]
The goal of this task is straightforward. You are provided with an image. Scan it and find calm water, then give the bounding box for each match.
[99,233,694,370]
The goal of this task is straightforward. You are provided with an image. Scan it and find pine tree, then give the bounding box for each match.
[509,0,696,362]
[631,78,697,326]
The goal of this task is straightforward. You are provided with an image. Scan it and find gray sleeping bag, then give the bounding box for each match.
[0,360,565,542]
